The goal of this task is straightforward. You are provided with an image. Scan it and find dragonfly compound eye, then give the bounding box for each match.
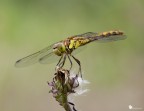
[52,44,58,49]
[52,43,65,56]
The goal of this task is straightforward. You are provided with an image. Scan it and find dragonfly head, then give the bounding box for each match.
[52,42,66,56]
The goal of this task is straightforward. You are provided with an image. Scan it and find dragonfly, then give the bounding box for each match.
[15,30,126,77]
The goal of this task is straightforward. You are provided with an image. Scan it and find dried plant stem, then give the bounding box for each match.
[59,94,72,111]
[48,68,78,111]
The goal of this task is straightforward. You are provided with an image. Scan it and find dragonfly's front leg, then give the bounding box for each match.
[59,54,66,68]
[56,55,65,71]
[67,55,72,71]
[56,54,63,67]
[71,55,82,78]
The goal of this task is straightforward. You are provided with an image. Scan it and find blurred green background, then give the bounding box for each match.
[0,0,144,111]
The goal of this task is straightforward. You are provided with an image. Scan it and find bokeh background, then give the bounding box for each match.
[0,0,144,111]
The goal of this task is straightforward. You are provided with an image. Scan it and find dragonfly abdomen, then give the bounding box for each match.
[99,30,124,37]
[89,30,126,42]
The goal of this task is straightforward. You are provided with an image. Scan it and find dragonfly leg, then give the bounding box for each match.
[71,55,82,78]
[56,55,63,71]
[56,55,63,66]
[59,54,66,68]
[67,55,73,71]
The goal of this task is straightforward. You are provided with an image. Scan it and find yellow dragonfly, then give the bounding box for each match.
[15,30,126,77]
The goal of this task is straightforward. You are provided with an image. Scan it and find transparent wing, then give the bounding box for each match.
[15,44,54,67]
[39,52,61,64]
[95,34,127,43]
[75,31,126,43]
[74,32,98,38]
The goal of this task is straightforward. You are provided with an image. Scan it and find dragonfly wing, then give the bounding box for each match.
[75,32,98,38]
[15,44,54,67]
[77,31,126,43]
[39,52,60,64]
[95,34,127,43]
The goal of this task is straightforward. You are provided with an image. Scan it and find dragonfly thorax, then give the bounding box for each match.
[52,42,67,56]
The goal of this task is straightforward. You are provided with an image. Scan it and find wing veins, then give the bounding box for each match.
[15,44,54,67]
